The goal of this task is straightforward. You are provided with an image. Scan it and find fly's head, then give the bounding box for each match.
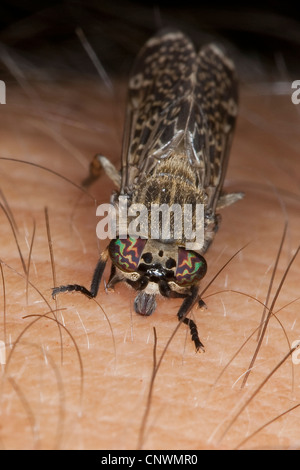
[107,236,207,316]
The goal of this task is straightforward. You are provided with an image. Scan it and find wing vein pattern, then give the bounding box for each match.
[121,29,238,216]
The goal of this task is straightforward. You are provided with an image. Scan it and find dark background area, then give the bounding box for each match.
[0,0,299,82]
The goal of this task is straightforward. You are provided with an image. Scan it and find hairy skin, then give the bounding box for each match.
[0,80,299,450]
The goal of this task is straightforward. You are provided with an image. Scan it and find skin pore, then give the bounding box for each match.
[1,40,300,449]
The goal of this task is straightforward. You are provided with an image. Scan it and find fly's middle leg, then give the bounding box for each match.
[82,154,121,188]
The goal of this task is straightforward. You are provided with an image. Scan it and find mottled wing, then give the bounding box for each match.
[120,29,199,195]
[120,29,238,216]
[194,43,238,213]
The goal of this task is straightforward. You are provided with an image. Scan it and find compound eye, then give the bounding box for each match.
[175,248,207,286]
[109,237,147,273]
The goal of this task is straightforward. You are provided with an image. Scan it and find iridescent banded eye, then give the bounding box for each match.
[109,237,147,273]
[175,248,207,286]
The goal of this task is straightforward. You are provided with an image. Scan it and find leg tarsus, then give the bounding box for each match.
[52,284,94,299]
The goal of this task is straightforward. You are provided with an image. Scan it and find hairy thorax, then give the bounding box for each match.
[132,152,206,208]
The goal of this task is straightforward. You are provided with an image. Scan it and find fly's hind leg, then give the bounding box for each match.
[82,154,121,189]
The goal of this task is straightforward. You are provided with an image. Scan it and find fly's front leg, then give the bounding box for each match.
[177,286,205,352]
[52,247,109,300]
[82,154,121,188]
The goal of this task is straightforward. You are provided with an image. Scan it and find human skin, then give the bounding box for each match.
[0,76,299,450]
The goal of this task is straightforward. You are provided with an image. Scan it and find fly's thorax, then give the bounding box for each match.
[131,152,205,206]
[132,174,205,207]
[127,153,207,244]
